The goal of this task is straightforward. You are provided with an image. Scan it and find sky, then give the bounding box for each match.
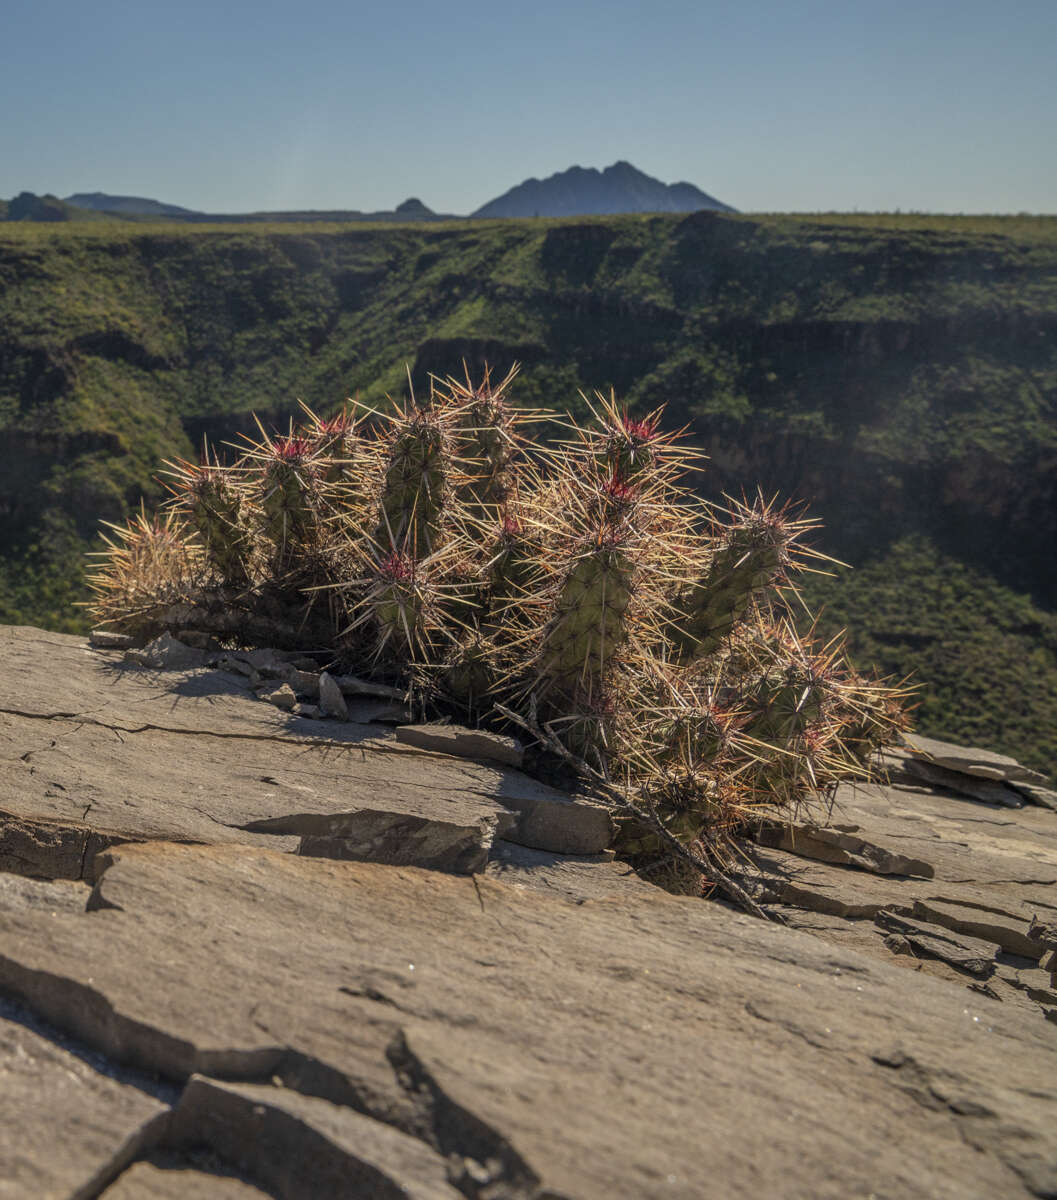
[4,0,1055,215]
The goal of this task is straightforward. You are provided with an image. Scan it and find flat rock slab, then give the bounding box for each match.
[0,1001,169,1200]
[102,1154,271,1199]
[169,1076,461,1199]
[762,779,1057,887]
[904,758,1026,807]
[1,841,1056,1199]
[397,723,524,768]
[903,732,1048,785]
[0,627,613,876]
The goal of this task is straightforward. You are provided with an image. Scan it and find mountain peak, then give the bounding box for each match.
[472,161,733,219]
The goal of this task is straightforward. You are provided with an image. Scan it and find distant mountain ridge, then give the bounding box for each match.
[65,192,196,217]
[18,164,734,223]
[472,161,734,218]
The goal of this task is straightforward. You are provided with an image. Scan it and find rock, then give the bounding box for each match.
[318,671,349,720]
[874,910,998,977]
[166,1075,462,1198]
[1012,781,1057,810]
[0,998,170,1198]
[124,633,208,671]
[102,1152,270,1198]
[213,654,256,678]
[0,626,614,878]
[278,664,321,698]
[1028,917,1057,953]
[293,702,321,719]
[89,629,137,650]
[396,723,524,768]
[903,732,1048,786]
[2,840,1056,1198]
[904,757,1025,807]
[256,682,297,711]
[299,811,497,875]
[755,819,934,877]
[911,898,1045,960]
[484,839,656,903]
[333,673,405,700]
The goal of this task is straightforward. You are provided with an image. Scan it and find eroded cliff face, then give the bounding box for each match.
[1,211,1055,764]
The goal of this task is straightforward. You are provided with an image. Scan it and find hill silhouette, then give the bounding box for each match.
[473,161,734,218]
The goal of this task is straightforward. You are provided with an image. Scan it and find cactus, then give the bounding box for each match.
[169,459,251,586]
[89,369,911,896]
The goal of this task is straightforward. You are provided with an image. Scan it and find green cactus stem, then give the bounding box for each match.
[378,411,447,555]
[260,436,321,566]
[536,531,635,705]
[671,509,797,664]
[180,464,250,585]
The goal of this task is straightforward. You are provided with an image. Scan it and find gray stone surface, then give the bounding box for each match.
[103,1161,269,1200]
[747,778,1057,1019]
[904,757,1026,806]
[1014,781,1057,811]
[169,1076,461,1199]
[903,732,1048,785]
[0,1004,169,1199]
[397,723,524,768]
[1,840,1055,1198]
[318,671,349,720]
[0,627,613,875]
[4,623,1057,1196]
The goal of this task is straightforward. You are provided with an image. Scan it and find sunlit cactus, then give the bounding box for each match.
[89,368,911,894]
[168,459,250,586]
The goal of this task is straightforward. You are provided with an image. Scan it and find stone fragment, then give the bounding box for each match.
[396,723,524,768]
[299,811,497,874]
[124,633,208,671]
[874,910,998,977]
[904,757,1025,807]
[318,671,350,720]
[333,673,405,700]
[102,1156,269,1199]
[277,664,321,697]
[911,898,1043,960]
[1028,917,1057,953]
[256,682,297,711]
[168,1076,461,1199]
[293,703,321,719]
[1011,781,1057,810]
[89,629,137,650]
[903,733,1047,785]
[756,821,934,877]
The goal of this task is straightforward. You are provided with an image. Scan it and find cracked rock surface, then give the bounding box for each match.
[1,624,1057,1198]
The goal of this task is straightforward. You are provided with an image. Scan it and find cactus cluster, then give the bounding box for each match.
[89,369,909,893]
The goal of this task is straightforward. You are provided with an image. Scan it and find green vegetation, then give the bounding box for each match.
[1,210,1055,776]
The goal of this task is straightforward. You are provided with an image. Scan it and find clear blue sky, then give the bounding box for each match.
[4,0,1055,214]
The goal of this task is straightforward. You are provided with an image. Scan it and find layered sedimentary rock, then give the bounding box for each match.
[0,625,1055,1198]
